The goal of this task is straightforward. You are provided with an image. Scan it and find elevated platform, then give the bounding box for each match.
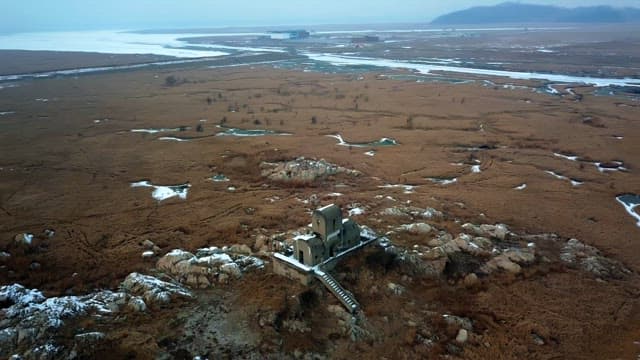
[273,234,378,313]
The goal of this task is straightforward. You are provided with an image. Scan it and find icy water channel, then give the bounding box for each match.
[617,194,640,227]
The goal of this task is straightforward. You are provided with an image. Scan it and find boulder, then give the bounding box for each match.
[120,272,192,306]
[463,273,479,287]
[141,239,155,249]
[399,223,432,235]
[74,332,105,347]
[127,297,147,312]
[228,244,252,255]
[483,255,521,274]
[0,328,18,358]
[14,233,34,246]
[504,249,535,265]
[220,263,242,278]
[156,248,264,288]
[456,329,469,344]
[461,224,509,240]
[156,249,196,273]
[387,282,405,295]
[0,251,11,263]
[560,238,629,279]
[443,315,474,331]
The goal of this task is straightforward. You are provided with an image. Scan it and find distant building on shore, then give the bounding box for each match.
[351,35,380,44]
[269,30,310,40]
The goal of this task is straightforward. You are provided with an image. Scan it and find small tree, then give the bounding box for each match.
[311,116,317,124]
[206,97,212,105]
[406,116,414,129]
[196,124,204,132]
[164,75,178,87]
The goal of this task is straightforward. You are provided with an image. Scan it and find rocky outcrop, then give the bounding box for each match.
[0,273,191,358]
[120,272,193,305]
[385,223,539,280]
[380,206,443,219]
[461,223,510,241]
[156,247,264,288]
[260,157,360,182]
[398,223,432,235]
[560,238,630,279]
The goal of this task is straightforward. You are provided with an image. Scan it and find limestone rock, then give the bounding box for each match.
[142,239,155,249]
[260,158,360,182]
[387,282,405,295]
[461,223,509,240]
[127,297,147,312]
[156,247,264,288]
[0,328,18,357]
[443,315,474,332]
[463,273,479,287]
[504,249,535,265]
[74,332,105,347]
[398,252,446,278]
[229,244,252,255]
[220,263,242,278]
[380,206,443,219]
[456,329,469,344]
[14,233,34,246]
[422,247,446,260]
[399,223,432,234]
[560,238,629,279]
[120,272,192,306]
[483,255,521,274]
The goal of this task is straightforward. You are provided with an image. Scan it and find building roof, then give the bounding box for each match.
[314,204,342,220]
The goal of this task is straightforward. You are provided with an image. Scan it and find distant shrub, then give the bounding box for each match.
[164,75,178,87]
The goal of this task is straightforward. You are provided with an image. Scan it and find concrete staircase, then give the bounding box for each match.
[314,269,359,313]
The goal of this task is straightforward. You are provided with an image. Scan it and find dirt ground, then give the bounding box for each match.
[1,53,640,358]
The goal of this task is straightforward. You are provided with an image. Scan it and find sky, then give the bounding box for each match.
[1,0,639,33]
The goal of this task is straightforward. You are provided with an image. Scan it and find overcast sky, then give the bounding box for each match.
[2,0,639,33]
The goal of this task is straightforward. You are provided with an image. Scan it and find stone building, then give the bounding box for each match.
[293,204,360,266]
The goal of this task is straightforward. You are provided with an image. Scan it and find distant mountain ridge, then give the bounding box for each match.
[431,2,640,25]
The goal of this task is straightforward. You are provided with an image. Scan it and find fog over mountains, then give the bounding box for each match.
[431,2,640,25]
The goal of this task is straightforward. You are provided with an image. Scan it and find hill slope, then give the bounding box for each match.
[431,2,640,25]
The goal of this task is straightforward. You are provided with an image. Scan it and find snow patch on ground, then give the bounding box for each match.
[326,134,398,147]
[131,127,186,134]
[514,183,527,190]
[427,177,457,185]
[131,180,191,201]
[544,170,583,186]
[210,174,230,182]
[379,184,417,194]
[554,152,579,161]
[158,136,189,142]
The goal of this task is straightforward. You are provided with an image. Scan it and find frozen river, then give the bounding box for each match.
[1,29,639,89]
